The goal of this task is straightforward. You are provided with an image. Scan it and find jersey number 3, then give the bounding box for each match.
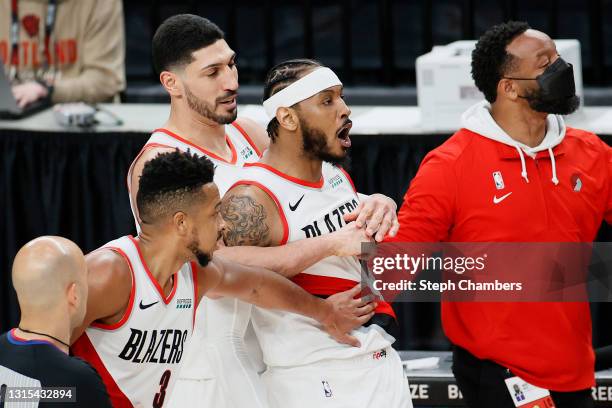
[153,370,171,408]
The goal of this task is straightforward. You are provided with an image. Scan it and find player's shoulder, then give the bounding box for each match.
[134,144,177,166]
[85,246,133,294]
[221,178,282,246]
[234,117,269,153]
[224,177,278,208]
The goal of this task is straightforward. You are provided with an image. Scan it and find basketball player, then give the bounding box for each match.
[0,237,111,407]
[129,15,400,408]
[71,150,376,408]
[221,59,413,408]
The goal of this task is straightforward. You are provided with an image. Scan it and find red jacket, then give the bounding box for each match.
[393,126,612,391]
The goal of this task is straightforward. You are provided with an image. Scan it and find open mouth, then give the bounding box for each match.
[336,121,352,148]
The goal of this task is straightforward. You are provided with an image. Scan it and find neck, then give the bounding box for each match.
[17,315,70,353]
[263,137,323,182]
[135,230,185,297]
[164,101,229,156]
[491,102,548,148]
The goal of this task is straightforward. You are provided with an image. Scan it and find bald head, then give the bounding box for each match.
[12,236,87,318]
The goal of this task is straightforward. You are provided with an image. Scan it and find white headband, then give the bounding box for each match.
[263,67,342,120]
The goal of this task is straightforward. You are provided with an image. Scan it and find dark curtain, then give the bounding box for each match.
[1,129,611,350]
[0,130,146,332]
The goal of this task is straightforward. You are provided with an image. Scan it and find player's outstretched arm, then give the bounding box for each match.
[196,257,376,347]
[70,249,132,344]
[218,184,371,276]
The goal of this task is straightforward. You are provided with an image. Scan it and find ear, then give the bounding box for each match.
[172,211,190,236]
[498,78,518,101]
[276,107,299,132]
[160,70,183,97]
[66,282,78,308]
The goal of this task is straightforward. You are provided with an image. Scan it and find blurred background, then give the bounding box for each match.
[123,0,612,105]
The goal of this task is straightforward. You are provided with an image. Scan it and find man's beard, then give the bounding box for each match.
[522,87,580,115]
[300,117,350,168]
[184,85,237,124]
[187,240,211,267]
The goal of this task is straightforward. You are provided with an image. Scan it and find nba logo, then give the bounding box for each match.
[492,171,505,190]
[322,380,333,398]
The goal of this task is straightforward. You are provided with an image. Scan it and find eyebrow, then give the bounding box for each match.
[200,53,237,71]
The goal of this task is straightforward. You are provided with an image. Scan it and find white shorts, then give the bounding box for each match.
[167,336,268,408]
[167,298,268,408]
[261,347,413,408]
[167,376,227,408]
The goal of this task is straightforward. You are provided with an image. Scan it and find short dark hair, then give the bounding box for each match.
[137,150,215,224]
[152,14,225,75]
[472,21,531,103]
[262,59,323,142]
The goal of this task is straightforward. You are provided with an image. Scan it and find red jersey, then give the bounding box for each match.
[393,123,612,391]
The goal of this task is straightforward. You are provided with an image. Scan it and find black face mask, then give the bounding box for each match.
[504,57,580,115]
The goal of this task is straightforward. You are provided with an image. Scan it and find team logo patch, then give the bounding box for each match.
[322,380,333,398]
[571,173,582,192]
[492,171,505,190]
[176,298,192,309]
[240,147,254,161]
[328,175,344,188]
[372,349,387,360]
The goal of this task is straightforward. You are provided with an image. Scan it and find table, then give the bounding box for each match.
[400,351,612,407]
[2,104,612,136]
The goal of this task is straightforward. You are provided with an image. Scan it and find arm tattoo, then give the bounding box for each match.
[221,195,271,247]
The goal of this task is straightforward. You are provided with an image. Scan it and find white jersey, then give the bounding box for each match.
[128,122,262,228]
[125,123,268,407]
[233,162,394,367]
[71,236,196,408]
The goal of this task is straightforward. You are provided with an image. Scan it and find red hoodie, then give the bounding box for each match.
[393,120,612,391]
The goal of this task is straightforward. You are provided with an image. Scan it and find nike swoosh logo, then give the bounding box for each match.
[493,192,512,204]
[289,194,305,211]
[139,300,159,310]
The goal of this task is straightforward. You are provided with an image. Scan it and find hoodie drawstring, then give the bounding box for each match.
[515,146,529,183]
[548,148,559,185]
[514,146,559,185]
